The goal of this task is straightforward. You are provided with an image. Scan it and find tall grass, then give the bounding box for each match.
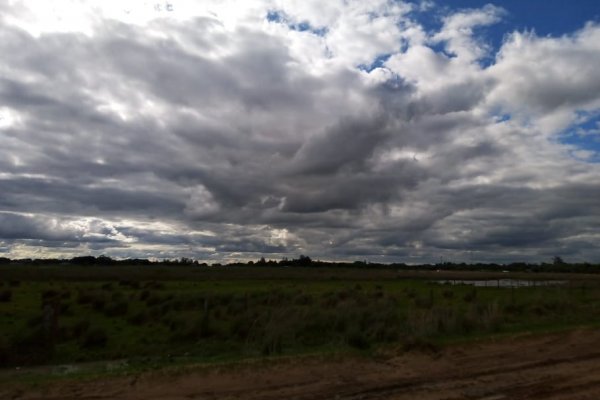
[0,279,598,367]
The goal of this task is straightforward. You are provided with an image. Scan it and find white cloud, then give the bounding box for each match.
[486,24,600,134]
[184,185,220,217]
[432,4,506,62]
[1,1,600,262]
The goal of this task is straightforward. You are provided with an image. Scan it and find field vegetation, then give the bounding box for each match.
[2,264,600,371]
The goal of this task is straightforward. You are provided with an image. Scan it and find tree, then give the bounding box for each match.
[552,256,565,265]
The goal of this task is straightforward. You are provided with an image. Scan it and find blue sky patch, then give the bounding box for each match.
[559,112,600,162]
[266,10,328,36]
[416,0,600,38]
[358,53,392,72]
[266,10,283,23]
[407,0,599,67]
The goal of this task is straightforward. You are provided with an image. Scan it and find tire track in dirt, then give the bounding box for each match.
[5,329,600,400]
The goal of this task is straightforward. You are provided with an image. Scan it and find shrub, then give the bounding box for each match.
[229,313,254,340]
[0,335,10,366]
[402,337,440,354]
[26,315,43,328]
[145,293,164,307]
[139,289,151,301]
[294,293,312,306]
[163,315,186,332]
[0,289,12,302]
[128,310,150,325]
[101,283,113,291]
[119,280,140,289]
[82,327,108,349]
[463,288,478,303]
[320,292,339,308]
[104,300,128,317]
[11,327,52,364]
[77,290,105,307]
[77,290,93,305]
[41,289,60,302]
[346,329,370,350]
[160,302,174,315]
[143,281,165,290]
[296,309,335,346]
[58,301,72,315]
[173,313,214,342]
[261,333,283,355]
[504,303,526,315]
[71,319,91,339]
[91,295,108,312]
[414,292,434,309]
[459,308,478,333]
[479,301,503,332]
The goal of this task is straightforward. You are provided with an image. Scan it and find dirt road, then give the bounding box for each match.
[5,329,600,400]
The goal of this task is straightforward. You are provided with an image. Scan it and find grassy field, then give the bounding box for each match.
[1,266,600,372]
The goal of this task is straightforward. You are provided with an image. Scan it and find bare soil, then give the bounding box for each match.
[4,329,600,400]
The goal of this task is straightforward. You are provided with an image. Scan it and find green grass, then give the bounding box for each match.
[1,272,600,378]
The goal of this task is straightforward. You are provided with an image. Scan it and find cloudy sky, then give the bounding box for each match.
[1,0,600,263]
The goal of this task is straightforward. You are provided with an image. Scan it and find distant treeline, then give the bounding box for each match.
[0,254,599,273]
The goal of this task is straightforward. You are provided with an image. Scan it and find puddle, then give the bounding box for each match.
[436,279,568,288]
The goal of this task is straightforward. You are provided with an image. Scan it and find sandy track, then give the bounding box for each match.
[5,329,600,400]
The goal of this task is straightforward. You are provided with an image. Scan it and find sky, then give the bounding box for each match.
[1,0,600,264]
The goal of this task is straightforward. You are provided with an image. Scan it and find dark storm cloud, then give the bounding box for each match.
[288,117,389,175]
[0,213,80,241]
[0,177,184,217]
[1,3,600,262]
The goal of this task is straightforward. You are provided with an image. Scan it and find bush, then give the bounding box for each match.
[70,319,91,339]
[101,283,113,291]
[82,327,108,348]
[414,291,434,309]
[229,313,254,340]
[58,301,72,315]
[104,300,128,317]
[128,310,150,325]
[163,315,186,332]
[119,280,141,289]
[296,309,335,346]
[504,303,526,315]
[173,313,214,342]
[261,333,283,355]
[463,288,478,303]
[479,301,503,332]
[26,315,43,328]
[0,337,11,366]
[346,329,370,350]
[77,290,105,307]
[0,289,12,302]
[91,295,108,312]
[10,327,54,365]
[145,293,164,307]
[41,289,60,301]
[143,281,165,290]
[402,337,440,354]
[139,289,151,301]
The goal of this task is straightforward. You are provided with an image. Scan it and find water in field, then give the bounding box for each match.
[436,279,568,288]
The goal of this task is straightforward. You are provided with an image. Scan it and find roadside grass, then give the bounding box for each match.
[1,271,599,386]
